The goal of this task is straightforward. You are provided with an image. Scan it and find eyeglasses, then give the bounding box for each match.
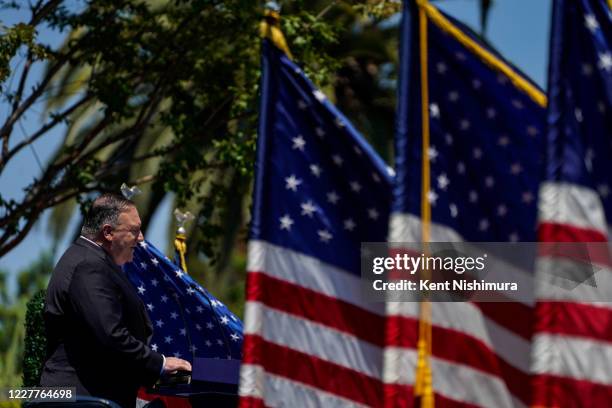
[114,226,142,236]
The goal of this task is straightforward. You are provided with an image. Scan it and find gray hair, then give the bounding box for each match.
[81,193,135,239]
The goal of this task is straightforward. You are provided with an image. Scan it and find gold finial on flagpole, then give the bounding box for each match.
[174,209,194,274]
[260,1,293,59]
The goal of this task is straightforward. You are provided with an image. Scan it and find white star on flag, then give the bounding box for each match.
[437,173,449,190]
[350,181,362,192]
[469,191,478,203]
[318,230,333,243]
[527,126,539,136]
[164,336,172,344]
[310,164,322,177]
[137,286,146,294]
[151,344,158,352]
[598,52,612,71]
[598,184,610,198]
[156,319,164,328]
[343,219,356,231]
[332,155,343,166]
[170,312,178,319]
[326,191,340,204]
[457,162,466,174]
[206,322,214,329]
[510,163,523,175]
[146,304,154,311]
[479,219,489,231]
[279,214,294,230]
[175,269,184,278]
[585,14,599,32]
[428,146,438,161]
[151,279,158,287]
[301,201,317,217]
[313,89,327,101]
[151,258,159,266]
[231,333,240,342]
[429,103,440,118]
[292,135,306,151]
[220,316,230,325]
[367,208,380,220]
[285,175,302,191]
[315,127,325,137]
[427,190,438,205]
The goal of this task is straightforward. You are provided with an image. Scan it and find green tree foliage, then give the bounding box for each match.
[0,252,52,391]
[23,289,46,387]
[0,0,341,260]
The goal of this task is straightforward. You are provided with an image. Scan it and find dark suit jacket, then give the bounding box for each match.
[41,237,164,408]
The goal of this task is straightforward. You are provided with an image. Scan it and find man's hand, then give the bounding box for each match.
[162,357,192,375]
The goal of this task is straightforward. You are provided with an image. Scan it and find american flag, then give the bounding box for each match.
[122,240,244,361]
[386,1,546,407]
[532,0,612,406]
[238,39,393,407]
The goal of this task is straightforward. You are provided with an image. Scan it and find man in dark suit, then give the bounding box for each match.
[41,193,191,407]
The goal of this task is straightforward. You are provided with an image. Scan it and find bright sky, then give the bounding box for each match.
[0,0,552,282]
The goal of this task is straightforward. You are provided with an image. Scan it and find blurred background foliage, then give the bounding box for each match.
[0,0,491,389]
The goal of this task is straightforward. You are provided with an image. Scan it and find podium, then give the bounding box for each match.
[150,358,240,407]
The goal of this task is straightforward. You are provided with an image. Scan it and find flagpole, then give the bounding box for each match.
[415,0,434,407]
[259,3,293,59]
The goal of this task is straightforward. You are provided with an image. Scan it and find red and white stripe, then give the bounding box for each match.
[385,213,532,408]
[239,240,387,407]
[532,181,612,407]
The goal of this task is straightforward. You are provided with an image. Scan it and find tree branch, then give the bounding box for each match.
[30,0,62,26]
[0,94,92,169]
[0,41,82,142]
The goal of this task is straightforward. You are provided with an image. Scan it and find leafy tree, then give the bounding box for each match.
[0,0,341,261]
[0,251,52,390]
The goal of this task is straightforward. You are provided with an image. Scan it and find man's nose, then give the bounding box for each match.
[138,231,145,242]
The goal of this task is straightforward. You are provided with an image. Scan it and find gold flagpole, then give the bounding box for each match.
[414,0,434,407]
[259,4,293,59]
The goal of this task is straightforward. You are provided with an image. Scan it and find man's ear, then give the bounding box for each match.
[102,224,114,241]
